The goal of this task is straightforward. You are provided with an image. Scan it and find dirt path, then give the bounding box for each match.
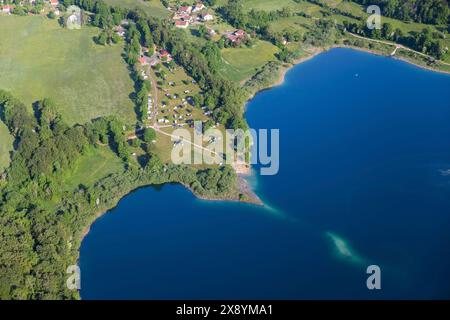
[147,64,159,127]
[152,126,222,159]
[347,32,450,66]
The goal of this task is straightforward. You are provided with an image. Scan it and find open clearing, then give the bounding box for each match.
[61,146,125,191]
[220,40,279,82]
[215,0,322,14]
[0,122,13,173]
[104,0,169,18]
[0,16,136,125]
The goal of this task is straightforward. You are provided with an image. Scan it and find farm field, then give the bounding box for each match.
[104,0,169,18]
[215,0,323,15]
[0,15,136,125]
[220,40,280,82]
[268,15,312,34]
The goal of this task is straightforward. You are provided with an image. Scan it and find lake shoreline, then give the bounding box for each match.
[80,176,263,241]
[78,45,450,245]
[79,44,447,242]
[79,44,446,296]
[249,45,450,100]
[80,47,450,300]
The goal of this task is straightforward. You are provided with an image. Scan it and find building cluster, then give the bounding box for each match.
[1,0,59,14]
[157,95,198,127]
[225,29,247,44]
[113,19,133,39]
[139,48,173,67]
[172,2,214,29]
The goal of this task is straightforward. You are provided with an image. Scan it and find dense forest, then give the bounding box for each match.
[0,89,237,299]
[350,0,449,25]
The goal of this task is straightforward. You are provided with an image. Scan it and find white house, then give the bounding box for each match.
[1,5,12,13]
[192,3,205,13]
[114,26,126,37]
[201,13,214,22]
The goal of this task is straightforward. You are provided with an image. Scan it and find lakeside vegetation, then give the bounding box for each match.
[0,0,249,299]
[0,0,449,300]
[0,90,240,299]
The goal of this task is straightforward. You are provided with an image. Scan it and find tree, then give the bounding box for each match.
[96,28,120,45]
[198,25,208,38]
[381,23,393,40]
[142,128,156,143]
[429,40,444,59]
[47,11,56,19]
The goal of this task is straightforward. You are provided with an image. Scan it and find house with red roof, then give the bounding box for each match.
[1,5,12,13]
[159,50,173,62]
[227,34,238,43]
[175,20,189,29]
[49,0,59,6]
[226,29,247,44]
[178,5,192,15]
[180,14,193,22]
[139,56,148,65]
[235,30,245,37]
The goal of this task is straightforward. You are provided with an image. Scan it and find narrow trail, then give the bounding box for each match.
[391,45,400,56]
[126,124,222,159]
[153,126,223,159]
[146,63,159,127]
[126,125,250,172]
[347,32,450,66]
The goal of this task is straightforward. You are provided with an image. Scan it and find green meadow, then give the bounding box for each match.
[220,40,280,82]
[0,122,13,173]
[215,0,322,14]
[61,146,125,191]
[104,0,169,18]
[0,15,136,125]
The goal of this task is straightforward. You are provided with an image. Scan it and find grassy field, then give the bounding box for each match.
[150,62,211,162]
[220,40,280,82]
[215,0,323,15]
[150,62,204,124]
[0,122,13,173]
[104,0,169,18]
[61,146,125,191]
[0,15,136,125]
[268,15,311,34]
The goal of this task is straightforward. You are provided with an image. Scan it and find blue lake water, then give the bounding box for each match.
[80,48,450,299]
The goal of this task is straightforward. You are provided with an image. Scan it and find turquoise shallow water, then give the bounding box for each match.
[80,48,450,299]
